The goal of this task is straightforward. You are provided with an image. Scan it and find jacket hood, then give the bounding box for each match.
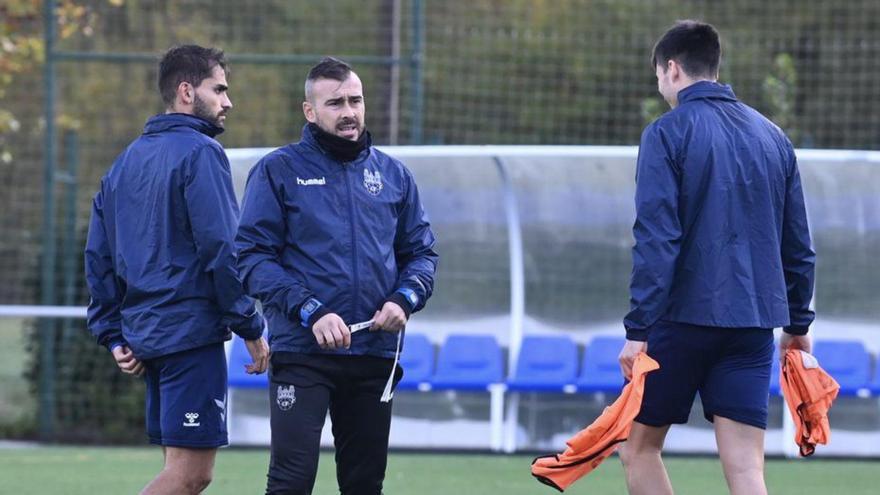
[143,113,224,138]
[677,80,738,105]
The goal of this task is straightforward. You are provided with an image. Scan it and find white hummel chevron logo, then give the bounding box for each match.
[215,394,227,422]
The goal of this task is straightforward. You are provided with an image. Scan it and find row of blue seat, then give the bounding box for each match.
[229,334,880,396]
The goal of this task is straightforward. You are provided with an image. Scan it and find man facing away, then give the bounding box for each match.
[617,21,815,495]
[84,45,269,495]
[235,56,438,495]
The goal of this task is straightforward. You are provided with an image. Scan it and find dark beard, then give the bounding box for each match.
[193,94,223,127]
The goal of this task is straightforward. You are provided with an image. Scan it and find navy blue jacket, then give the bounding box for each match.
[235,126,438,358]
[625,81,815,340]
[85,114,264,359]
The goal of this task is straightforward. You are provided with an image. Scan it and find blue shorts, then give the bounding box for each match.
[636,320,773,429]
[143,343,228,448]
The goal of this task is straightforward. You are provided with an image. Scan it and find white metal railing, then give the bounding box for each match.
[0,305,86,318]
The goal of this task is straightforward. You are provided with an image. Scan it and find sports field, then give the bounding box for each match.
[0,446,876,494]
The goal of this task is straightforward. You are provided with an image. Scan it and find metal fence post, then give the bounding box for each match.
[410,0,424,144]
[60,130,80,349]
[40,0,59,439]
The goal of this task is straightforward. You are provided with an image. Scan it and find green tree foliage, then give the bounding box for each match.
[0,0,118,161]
[0,0,44,165]
[762,53,801,144]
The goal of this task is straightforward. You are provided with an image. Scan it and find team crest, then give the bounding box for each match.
[276,385,296,411]
[363,168,383,196]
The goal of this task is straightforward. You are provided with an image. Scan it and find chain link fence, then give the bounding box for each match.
[1,0,878,441]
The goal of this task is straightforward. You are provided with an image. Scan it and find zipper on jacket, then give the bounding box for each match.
[343,162,360,343]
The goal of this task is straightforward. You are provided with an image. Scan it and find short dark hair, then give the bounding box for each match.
[652,20,721,79]
[158,45,228,107]
[304,56,354,101]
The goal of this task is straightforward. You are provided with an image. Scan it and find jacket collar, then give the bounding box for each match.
[677,80,738,105]
[299,124,372,163]
[143,113,224,138]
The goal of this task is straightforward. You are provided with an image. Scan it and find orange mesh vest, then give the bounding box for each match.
[531,352,660,491]
[781,349,839,456]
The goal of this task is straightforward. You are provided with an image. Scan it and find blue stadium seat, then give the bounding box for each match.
[812,340,871,396]
[431,334,504,391]
[397,333,435,391]
[506,335,578,392]
[228,335,269,389]
[869,356,880,396]
[577,336,626,393]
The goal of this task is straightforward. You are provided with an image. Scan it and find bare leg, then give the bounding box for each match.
[140,446,217,495]
[619,421,673,495]
[714,416,767,495]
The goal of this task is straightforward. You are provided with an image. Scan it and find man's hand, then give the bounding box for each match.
[111,346,144,377]
[312,313,351,350]
[244,337,270,374]
[779,332,812,363]
[618,339,647,381]
[371,301,407,332]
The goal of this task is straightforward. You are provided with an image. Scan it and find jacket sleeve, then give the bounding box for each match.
[184,144,264,340]
[623,124,682,341]
[780,151,816,335]
[235,157,320,324]
[84,183,127,351]
[390,167,439,314]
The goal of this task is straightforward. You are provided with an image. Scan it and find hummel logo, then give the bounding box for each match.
[297,177,326,186]
[183,412,201,427]
[215,395,227,422]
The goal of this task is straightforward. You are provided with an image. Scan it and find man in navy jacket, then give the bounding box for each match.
[236,57,438,495]
[616,22,814,495]
[85,45,269,495]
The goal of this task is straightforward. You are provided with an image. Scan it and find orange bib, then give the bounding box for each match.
[531,352,659,491]
[780,349,839,456]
